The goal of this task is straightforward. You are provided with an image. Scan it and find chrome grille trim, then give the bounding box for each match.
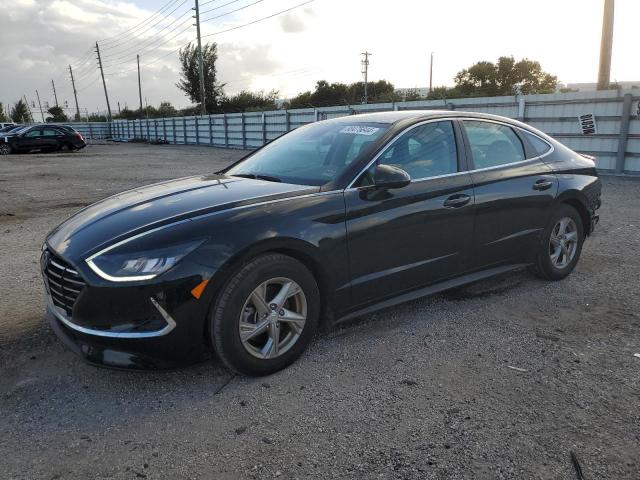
[42,250,86,316]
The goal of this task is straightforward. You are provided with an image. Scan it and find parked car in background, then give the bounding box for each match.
[0,125,86,154]
[41,111,601,376]
[0,122,17,132]
[1,124,25,133]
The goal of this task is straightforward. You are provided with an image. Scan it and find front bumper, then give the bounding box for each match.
[46,300,208,370]
[42,250,213,370]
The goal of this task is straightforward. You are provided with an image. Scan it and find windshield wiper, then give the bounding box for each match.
[232,173,282,183]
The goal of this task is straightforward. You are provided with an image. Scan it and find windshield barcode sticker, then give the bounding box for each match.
[339,126,380,135]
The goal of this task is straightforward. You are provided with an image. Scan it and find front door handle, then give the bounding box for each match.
[444,194,471,208]
[533,179,553,191]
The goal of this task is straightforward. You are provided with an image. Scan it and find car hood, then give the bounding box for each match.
[47,174,315,260]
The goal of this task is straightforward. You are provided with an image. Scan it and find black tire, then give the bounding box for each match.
[59,143,72,152]
[210,253,320,376]
[529,204,584,281]
[0,144,12,155]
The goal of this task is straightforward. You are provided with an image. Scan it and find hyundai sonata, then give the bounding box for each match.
[41,111,601,375]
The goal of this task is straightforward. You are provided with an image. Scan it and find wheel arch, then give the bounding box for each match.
[556,190,591,237]
[203,237,336,338]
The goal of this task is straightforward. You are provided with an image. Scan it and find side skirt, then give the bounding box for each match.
[334,263,529,324]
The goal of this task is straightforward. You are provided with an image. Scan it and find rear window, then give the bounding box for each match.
[522,131,552,157]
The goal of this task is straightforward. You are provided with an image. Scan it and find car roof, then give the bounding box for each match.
[323,109,532,129]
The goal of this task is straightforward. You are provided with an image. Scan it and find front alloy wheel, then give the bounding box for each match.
[210,253,320,376]
[239,277,307,359]
[0,144,11,155]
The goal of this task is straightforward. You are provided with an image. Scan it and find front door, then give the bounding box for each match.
[19,128,44,152]
[345,120,475,308]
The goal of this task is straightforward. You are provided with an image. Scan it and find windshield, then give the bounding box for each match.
[226,121,389,186]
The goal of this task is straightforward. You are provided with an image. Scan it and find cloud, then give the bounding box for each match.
[278,5,314,33]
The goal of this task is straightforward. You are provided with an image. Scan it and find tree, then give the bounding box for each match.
[454,56,557,96]
[157,101,177,117]
[0,103,7,123]
[88,113,108,122]
[286,79,402,108]
[397,88,424,102]
[176,42,224,113]
[426,85,463,100]
[220,90,279,112]
[11,100,31,123]
[46,106,69,122]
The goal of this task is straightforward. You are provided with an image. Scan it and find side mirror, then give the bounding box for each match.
[373,164,411,189]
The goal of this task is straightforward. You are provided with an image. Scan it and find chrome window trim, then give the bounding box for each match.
[459,117,555,166]
[345,116,555,189]
[47,296,177,338]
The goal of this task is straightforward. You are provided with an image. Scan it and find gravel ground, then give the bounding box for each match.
[0,143,639,480]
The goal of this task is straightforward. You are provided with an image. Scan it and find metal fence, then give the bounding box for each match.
[79,89,640,174]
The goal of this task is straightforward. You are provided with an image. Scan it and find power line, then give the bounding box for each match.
[101,9,193,63]
[202,0,314,38]
[100,0,190,54]
[98,0,183,45]
[104,0,266,67]
[103,23,195,74]
[102,1,314,78]
[201,0,264,23]
[201,0,244,16]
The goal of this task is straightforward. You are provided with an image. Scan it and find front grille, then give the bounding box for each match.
[42,250,86,317]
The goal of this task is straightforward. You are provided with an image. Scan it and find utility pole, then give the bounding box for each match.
[361,51,371,104]
[51,80,59,108]
[137,54,143,113]
[35,90,45,122]
[597,0,615,90]
[69,65,80,121]
[193,0,207,115]
[429,52,434,93]
[95,42,113,121]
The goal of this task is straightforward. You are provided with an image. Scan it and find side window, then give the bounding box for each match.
[25,129,42,137]
[463,121,525,169]
[522,131,552,157]
[379,121,458,180]
[42,129,60,136]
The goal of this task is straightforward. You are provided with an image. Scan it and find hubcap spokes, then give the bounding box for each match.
[549,217,578,269]
[239,277,307,359]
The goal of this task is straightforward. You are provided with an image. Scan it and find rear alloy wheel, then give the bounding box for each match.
[60,143,72,152]
[0,144,11,155]
[530,204,584,280]
[210,254,320,376]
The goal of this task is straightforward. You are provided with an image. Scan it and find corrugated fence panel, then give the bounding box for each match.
[97,90,640,173]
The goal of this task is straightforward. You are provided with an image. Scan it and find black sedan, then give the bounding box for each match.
[41,111,601,375]
[1,124,86,154]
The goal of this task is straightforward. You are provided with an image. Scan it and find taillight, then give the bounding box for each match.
[76,133,84,141]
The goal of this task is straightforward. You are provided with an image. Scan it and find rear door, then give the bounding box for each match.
[42,127,64,149]
[344,120,475,307]
[461,119,557,269]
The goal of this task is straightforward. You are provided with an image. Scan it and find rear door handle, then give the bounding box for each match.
[444,194,471,208]
[533,179,553,191]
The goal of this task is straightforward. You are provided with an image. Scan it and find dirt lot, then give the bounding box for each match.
[1,143,639,480]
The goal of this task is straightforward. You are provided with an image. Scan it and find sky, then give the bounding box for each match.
[0,0,637,116]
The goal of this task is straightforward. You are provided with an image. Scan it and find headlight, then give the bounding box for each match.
[86,240,203,282]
